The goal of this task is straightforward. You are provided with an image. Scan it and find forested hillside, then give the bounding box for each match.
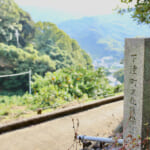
[58,14,150,69]
[0,0,92,94]
[0,0,123,120]
[0,0,35,47]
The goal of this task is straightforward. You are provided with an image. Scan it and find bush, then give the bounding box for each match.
[30,66,115,108]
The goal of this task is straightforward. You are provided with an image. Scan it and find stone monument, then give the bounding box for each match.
[124,38,150,149]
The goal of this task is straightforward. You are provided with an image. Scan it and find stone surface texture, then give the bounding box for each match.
[124,38,150,150]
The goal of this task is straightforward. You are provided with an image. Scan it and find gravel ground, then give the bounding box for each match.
[0,101,123,150]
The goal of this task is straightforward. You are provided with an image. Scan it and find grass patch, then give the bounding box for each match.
[0,92,123,124]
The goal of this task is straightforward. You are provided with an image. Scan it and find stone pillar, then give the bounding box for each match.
[124,38,150,149]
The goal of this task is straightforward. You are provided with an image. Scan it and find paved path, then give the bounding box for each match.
[0,101,123,150]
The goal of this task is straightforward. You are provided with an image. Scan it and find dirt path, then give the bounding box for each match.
[0,101,123,150]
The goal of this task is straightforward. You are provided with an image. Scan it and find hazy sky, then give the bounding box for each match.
[14,0,135,17]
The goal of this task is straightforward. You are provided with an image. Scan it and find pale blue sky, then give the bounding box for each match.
[14,0,135,17]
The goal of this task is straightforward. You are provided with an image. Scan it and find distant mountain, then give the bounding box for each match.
[11,3,150,69]
[58,14,150,69]
[14,4,150,68]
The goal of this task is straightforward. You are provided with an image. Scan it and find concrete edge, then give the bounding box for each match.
[0,95,124,134]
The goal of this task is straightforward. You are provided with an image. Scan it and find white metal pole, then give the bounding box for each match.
[77,135,123,144]
[29,70,31,94]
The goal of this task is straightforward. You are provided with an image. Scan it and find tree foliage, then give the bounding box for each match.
[0,66,118,115]
[0,0,35,47]
[31,66,114,108]
[120,0,150,24]
[0,0,93,94]
[0,0,123,115]
[0,43,56,93]
[33,22,92,70]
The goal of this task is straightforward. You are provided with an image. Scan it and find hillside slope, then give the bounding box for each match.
[58,14,150,68]
[0,0,92,94]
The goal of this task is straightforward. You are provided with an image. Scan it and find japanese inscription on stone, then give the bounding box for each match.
[124,38,150,150]
[128,54,137,135]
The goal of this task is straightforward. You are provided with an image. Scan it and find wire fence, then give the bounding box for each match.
[0,70,32,94]
[0,71,29,78]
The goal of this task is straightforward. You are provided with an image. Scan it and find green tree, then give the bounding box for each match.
[33,22,92,70]
[0,43,56,94]
[120,0,150,24]
[31,65,114,108]
[0,0,93,95]
[0,0,35,47]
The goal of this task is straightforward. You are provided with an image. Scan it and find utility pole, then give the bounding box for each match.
[15,29,20,47]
